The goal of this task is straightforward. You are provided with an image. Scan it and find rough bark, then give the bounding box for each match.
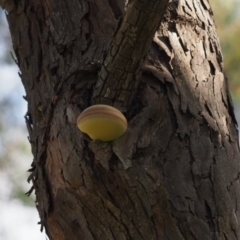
[91,0,169,110]
[2,0,240,239]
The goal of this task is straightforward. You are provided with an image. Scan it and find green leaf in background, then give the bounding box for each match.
[211,0,240,99]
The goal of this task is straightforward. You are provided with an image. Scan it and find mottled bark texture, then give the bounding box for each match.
[2,0,240,239]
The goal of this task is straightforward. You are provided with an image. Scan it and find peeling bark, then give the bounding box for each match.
[2,0,240,239]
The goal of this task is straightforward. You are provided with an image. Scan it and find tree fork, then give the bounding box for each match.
[2,0,240,239]
[91,0,169,110]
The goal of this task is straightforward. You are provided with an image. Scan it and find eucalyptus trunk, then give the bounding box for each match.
[1,0,240,239]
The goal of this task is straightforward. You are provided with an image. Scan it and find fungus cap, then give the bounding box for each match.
[77,105,127,141]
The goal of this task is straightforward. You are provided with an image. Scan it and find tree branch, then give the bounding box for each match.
[0,0,16,12]
[91,0,169,111]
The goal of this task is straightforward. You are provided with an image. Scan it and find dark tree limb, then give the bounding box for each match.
[91,0,169,111]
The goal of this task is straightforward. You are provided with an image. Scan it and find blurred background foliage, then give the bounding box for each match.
[0,0,239,215]
[211,0,240,99]
[0,11,34,206]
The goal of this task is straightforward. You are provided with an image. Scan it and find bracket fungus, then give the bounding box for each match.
[77,105,127,142]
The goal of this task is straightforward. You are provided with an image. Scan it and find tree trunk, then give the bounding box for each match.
[2,0,240,239]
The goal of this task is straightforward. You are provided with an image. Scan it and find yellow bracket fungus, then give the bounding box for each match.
[77,105,127,142]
